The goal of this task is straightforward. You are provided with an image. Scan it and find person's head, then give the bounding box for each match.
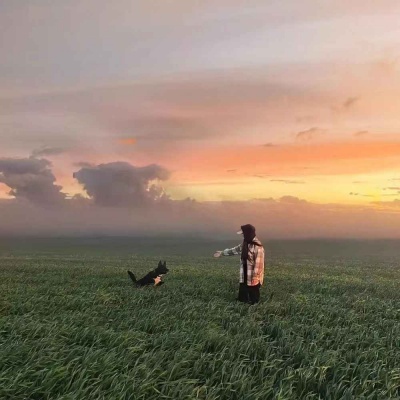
[237,224,256,243]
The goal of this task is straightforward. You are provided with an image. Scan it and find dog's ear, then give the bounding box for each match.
[163,261,166,267]
[158,260,162,268]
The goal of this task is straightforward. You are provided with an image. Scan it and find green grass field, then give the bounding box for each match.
[1,238,399,399]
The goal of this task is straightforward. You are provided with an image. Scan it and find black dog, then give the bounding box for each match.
[127,260,169,287]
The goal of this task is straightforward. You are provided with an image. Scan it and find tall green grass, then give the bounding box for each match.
[0,239,399,399]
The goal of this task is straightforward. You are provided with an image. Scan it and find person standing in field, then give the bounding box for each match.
[214,224,265,305]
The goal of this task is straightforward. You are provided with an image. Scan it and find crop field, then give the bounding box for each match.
[0,238,399,399]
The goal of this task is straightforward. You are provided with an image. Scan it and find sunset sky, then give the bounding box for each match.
[1,1,400,237]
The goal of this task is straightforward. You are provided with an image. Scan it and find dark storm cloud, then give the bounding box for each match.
[73,162,171,207]
[0,157,65,205]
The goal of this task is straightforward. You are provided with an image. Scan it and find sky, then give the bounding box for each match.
[1,1,400,238]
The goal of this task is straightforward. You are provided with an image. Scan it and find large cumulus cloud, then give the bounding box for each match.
[0,157,65,205]
[72,162,170,207]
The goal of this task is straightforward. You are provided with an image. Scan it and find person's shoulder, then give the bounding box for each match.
[252,237,264,247]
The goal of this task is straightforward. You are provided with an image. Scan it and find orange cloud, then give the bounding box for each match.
[0,182,10,198]
[118,138,137,145]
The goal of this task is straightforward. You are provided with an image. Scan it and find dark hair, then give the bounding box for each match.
[240,224,256,261]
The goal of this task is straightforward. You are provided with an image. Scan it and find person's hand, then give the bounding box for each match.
[154,276,162,285]
[213,251,222,258]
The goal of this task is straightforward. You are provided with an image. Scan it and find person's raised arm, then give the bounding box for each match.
[214,243,242,258]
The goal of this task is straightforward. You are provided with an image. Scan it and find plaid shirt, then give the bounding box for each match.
[221,237,265,286]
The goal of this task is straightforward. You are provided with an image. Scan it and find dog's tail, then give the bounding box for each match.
[127,270,137,284]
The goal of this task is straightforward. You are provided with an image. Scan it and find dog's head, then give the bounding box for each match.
[155,260,169,275]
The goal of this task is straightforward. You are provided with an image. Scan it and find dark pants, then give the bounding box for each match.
[238,261,261,304]
[238,283,260,304]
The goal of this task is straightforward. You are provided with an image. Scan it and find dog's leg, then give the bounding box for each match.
[127,270,137,284]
